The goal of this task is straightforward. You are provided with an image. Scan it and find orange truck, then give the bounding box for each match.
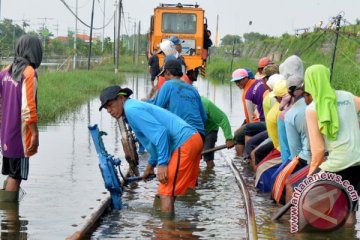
[147,3,209,81]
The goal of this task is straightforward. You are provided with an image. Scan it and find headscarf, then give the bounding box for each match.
[8,35,43,82]
[304,64,339,140]
[279,55,304,83]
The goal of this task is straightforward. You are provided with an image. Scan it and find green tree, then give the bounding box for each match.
[243,32,268,42]
[220,34,242,46]
[0,19,26,57]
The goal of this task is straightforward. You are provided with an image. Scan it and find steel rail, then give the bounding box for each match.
[66,195,111,240]
[222,154,258,240]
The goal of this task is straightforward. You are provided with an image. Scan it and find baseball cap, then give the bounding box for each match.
[244,67,254,79]
[231,68,249,82]
[169,36,184,45]
[99,85,133,111]
[263,64,279,77]
[258,57,272,68]
[158,55,180,76]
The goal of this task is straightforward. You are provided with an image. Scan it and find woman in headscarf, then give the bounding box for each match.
[304,64,360,224]
[0,35,43,201]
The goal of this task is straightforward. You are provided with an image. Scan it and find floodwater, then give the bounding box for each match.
[0,73,359,239]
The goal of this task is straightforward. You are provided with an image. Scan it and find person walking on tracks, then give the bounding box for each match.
[147,51,160,88]
[0,35,43,202]
[151,59,207,139]
[99,85,203,213]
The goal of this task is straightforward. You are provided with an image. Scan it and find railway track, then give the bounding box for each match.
[221,152,258,240]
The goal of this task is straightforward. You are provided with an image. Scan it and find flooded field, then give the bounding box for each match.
[1,73,359,239]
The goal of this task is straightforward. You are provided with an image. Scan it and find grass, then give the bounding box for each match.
[36,53,149,124]
[37,67,125,124]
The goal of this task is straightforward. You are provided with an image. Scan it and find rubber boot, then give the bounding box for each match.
[0,189,19,202]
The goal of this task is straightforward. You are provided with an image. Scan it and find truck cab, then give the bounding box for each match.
[148,3,208,81]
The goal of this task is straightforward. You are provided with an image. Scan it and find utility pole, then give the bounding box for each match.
[136,21,140,65]
[87,0,95,70]
[38,17,54,51]
[113,1,117,65]
[101,0,106,52]
[73,0,78,70]
[329,14,342,82]
[115,0,122,73]
[215,14,219,47]
[53,22,59,36]
[132,21,136,64]
[230,39,235,73]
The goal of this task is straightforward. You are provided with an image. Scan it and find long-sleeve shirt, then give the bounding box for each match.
[201,96,233,140]
[152,79,207,136]
[124,99,196,167]
[266,102,281,150]
[306,91,360,174]
[284,98,311,162]
[243,79,266,123]
[0,66,38,158]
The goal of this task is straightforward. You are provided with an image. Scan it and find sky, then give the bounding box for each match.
[2,0,360,43]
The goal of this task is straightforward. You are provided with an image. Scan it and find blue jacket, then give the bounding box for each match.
[124,99,196,166]
[151,79,207,136]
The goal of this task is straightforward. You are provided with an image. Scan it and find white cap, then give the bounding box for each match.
[159,39,178,56]
[266,74,285,90]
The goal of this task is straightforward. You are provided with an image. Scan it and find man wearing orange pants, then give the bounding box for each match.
[99,85,203,213]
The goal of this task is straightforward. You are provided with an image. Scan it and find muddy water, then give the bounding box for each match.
[1,73,359,239]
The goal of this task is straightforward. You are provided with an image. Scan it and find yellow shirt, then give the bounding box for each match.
[266,102,281,150]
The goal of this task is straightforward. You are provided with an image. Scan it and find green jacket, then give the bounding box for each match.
[201,96,233,140]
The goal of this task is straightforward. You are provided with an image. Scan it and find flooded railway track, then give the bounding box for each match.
[67,151,259,239]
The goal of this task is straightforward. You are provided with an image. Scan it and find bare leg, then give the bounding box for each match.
[206,160,215,169]
[159,195,175,212]
[5,177,21,192]
[235,144,244,157]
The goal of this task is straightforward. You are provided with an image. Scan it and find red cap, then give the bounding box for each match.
[258,57,272,68]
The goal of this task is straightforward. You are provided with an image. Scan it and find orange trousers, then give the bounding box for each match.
[158,132,203,196]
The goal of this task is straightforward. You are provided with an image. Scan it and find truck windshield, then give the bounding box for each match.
[161,13,197,34]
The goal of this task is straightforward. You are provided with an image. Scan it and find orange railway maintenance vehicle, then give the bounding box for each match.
[147,3,209,81]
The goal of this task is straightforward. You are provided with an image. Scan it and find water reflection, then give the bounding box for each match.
[0,202,27,239]
[152,217,202,239]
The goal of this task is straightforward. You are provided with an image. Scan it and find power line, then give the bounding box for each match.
[297,32,325,56]
[60,0,114,30]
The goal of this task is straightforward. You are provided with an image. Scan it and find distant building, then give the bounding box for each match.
[53,34,98,43]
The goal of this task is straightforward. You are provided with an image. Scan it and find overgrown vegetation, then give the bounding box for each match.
[207,23,360,95]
